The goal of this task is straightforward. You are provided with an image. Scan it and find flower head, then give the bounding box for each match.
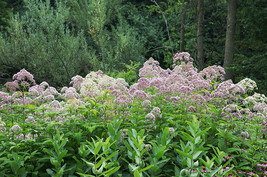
[70,75,84,90]
[13,69,35,84]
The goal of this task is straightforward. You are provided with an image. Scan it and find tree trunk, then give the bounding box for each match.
[180,0,187,52]
[223,0,237,80]
[197,0,205,71]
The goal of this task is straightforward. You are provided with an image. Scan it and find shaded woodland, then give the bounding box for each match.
[0,0,266,94]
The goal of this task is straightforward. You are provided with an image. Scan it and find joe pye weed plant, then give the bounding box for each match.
[0,52,266,176]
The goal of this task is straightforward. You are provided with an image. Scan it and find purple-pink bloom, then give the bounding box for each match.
[0,91,9,99]
[169,127,174,134]
[49,100,62,109]
[114,95,133,104]
[137,78,150,89]
[238,132,249,138]
[149,77,164,88]
[70,75,84,90]
[132,90,148,99]
[152,107,162,118]
[173,52,193,63]
[44,95,55,101]
[10,125,22,133]
[142,100,151,107]
[188,106,196,112]
[61,87,79,99]
[4,81,19,92]
[0,124,6,132]
[12,68,35,84]
[145,113,155,121]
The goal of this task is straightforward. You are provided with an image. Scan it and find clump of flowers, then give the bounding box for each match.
[142,100,151,107]
[9,124,22,134]
[80,71,128,98]
[237,78,258,94]
[114,94,133,104]
[237,131,249,139]
[70,75,84,90]
[4,69,36,92]
[64,97,85,109]
[228,84,245,95]
[173,52,193,64]
[61,87,79,99]
[139,57,163,78]
[0,118,6,132]
[199,65,225,82]
[152,107,162,118]
[244,92,267,105]
[144,112,156,130]
[169,127,175,139]
[120,129,128,142]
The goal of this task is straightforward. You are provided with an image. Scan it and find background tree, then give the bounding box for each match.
[0,0,12,31]
[233,0,267,95]
[180,0,188,52]
[197,0,205,70]
[223,0,237,80]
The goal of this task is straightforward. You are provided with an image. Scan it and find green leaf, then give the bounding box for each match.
[94,141,103,155]
[180,131,195,142]
[156,146,166,159]
[134,170,141,177]
[192,151,202,160]
[163,127,170,137]
[95,158,105,169]
[27,104,36,109]
[195,127,211,137]
[222,166,234,175]
[140,145,151,157]
[106,151,118,161]
[155,158,170,166]
[102,166,120,176]
[76,172,95,177]
[46,169,55,176]
[43,148,55,157]
[138,136,146,148]
[55,164,66,177]
[107,124,115,136]
[176,149,193,159]
[128,139,140,156]
[82,159,94,167]
[238,161,251,167]
[140,165,153,172]
[58,150,68,162]
[129,163,139,172]
[137,129,145,137]
[59,138,68,149]
[210,167,221,176]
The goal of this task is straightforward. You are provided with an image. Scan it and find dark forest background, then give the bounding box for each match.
[0,0,266,94]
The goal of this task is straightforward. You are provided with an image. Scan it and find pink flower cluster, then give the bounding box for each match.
[139,57,163,78]
[13,69,35,84]
[237,131,249,138]
[70,75,84,90]
[173,52,193,64]
[4,69,36,92]
[199,65,225,82]
[61,87,79,99]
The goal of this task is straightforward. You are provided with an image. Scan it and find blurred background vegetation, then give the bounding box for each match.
[0,0,266,94]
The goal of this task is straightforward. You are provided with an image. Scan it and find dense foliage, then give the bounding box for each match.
[0,52,266,176]
[0,1,266,176]
[0,0,266,94]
